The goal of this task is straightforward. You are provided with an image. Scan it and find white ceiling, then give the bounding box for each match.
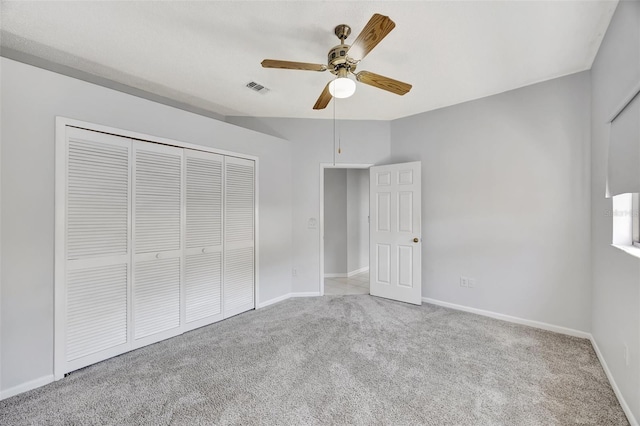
[0,1,618,120]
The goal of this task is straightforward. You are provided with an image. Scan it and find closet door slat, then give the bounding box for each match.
[185,252,222,322]
[134,148,182,254]
[224,247,254,314]
[67,138,129,259]
[186,154,223,248]
[225,162,255,243]
[133,257,181,339]
[66,264,128,361]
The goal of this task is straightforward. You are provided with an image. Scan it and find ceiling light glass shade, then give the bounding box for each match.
[329,76,356,99]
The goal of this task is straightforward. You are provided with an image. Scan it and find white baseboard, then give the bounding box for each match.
[590,336,639,426]
[257,293,292,309]
[326,267,369,279]
[348,266,369,277]
[422,297,590,339]
[291,292,321,298]
[257,291,323,308]
[324,273,347,278]
[0,374,54,400]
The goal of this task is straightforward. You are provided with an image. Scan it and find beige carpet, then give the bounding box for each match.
[0,295,629,425]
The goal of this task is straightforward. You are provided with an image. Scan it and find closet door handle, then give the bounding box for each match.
[155,253,162,259]
[202,248,207,254]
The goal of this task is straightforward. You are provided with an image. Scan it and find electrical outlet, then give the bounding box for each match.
[460,277,468,287]
[292,268,297,277]
[623,343,629,366]
[468,278,476,288]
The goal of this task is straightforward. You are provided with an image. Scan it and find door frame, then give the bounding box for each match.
[319,163,374,296]
[54,116,259,379]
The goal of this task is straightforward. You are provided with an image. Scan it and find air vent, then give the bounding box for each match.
[246,81,269,94]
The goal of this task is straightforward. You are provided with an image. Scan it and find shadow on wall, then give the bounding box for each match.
[226,116,287,140]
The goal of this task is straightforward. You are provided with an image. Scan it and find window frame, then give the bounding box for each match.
[632,193,639,248]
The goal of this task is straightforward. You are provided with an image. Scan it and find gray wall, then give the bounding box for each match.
[390,71,592,332]
[324,169,348,274]
[347,169,369,273]
[0,58,293,393]
[228,117,390,294]
[590,0,640,420]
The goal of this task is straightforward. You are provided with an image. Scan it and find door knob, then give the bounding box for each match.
[413,238,419,243]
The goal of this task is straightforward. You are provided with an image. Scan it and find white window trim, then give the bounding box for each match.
[610,193,640,260]
[631,193,639,247]
[611,244,640,259]
[607,82,640,260]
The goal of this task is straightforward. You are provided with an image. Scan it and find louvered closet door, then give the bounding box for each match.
[183,150,224,330]
[62,127,131,373]
[224,156,255,318]
[132,141,183,347]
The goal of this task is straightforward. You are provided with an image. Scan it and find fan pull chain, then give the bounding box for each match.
[333,93,336,165]
[335,95,342,155]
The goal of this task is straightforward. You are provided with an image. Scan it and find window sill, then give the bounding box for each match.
[611,244,640,260]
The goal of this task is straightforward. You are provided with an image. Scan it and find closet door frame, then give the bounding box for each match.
[54,117,260,380]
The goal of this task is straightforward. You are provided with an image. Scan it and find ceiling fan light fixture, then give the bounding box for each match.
[329,76,356,99]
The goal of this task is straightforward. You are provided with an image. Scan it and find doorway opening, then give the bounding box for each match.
[319,163,372,296]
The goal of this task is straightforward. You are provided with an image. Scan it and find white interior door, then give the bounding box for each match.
[132,141,183,347]
[57,127,132,376]
[369,161,422,305]
[184,149,224,330]
[223,156,255,317]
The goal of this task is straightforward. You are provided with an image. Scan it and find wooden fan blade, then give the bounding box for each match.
[356,71,412,95]
[261,59,327,72]
[313,82,333,110]
[347,14,396,61]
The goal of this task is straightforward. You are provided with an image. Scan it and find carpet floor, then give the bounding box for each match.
[0,295,629,425]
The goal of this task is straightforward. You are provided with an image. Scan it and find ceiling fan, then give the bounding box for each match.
[261,14,412,110]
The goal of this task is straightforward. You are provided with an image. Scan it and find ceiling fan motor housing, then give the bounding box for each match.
[328,44,357,74]
[328,24,357,74]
